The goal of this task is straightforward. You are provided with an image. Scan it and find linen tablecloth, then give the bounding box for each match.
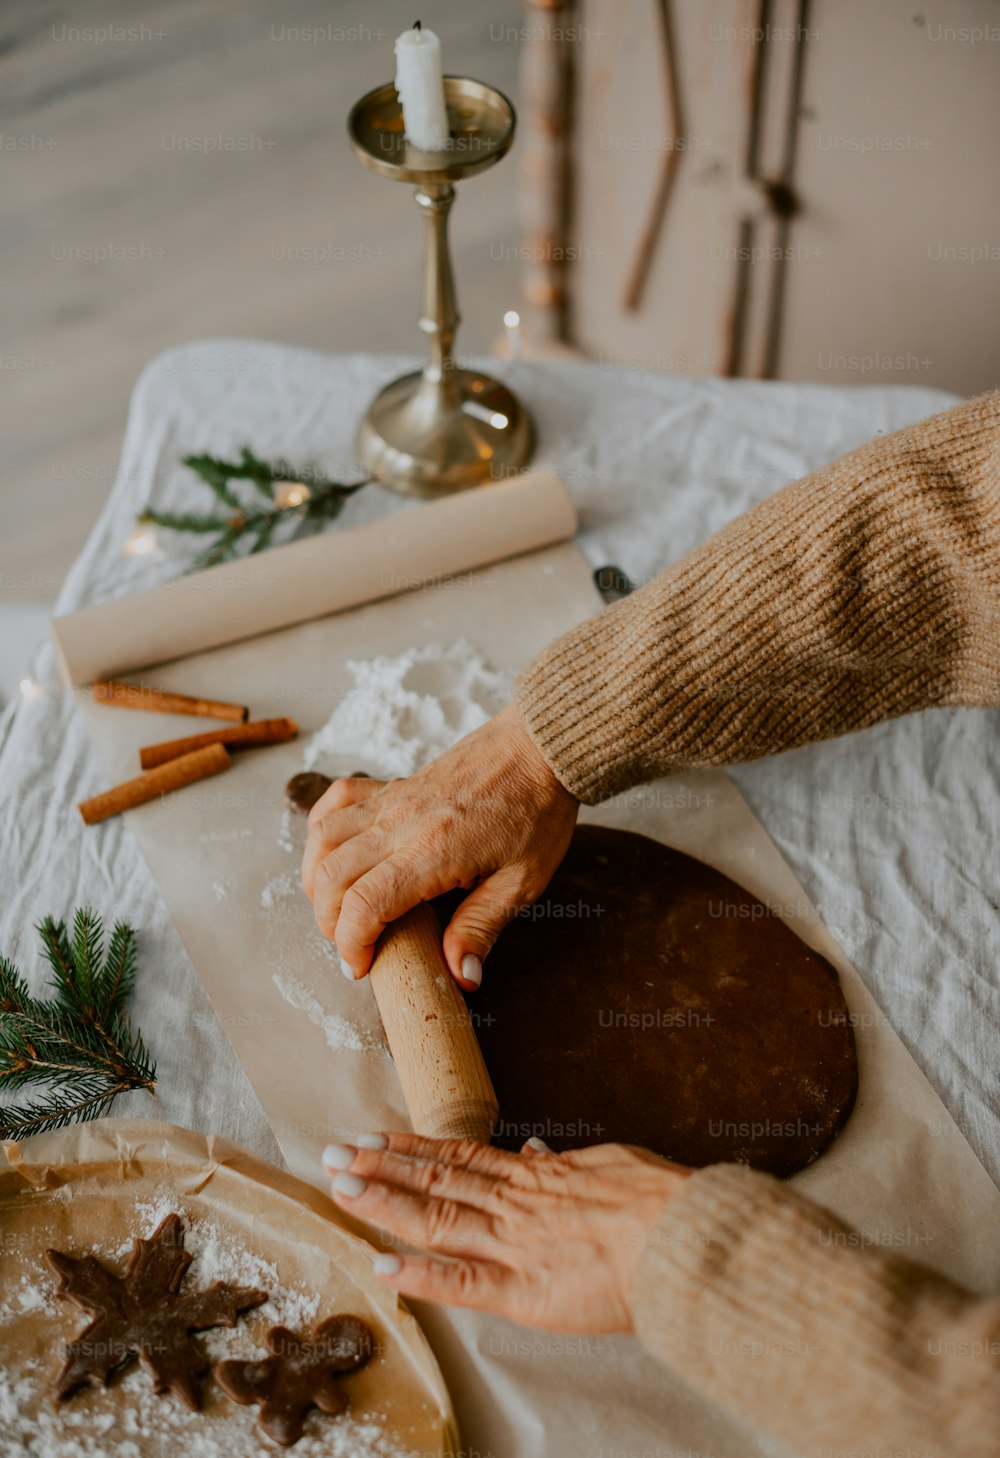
[2,342,995,1200]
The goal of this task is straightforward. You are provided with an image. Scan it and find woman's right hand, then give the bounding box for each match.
[301,703,580,989]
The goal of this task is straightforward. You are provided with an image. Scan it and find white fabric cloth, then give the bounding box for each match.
[2,341,995,1201]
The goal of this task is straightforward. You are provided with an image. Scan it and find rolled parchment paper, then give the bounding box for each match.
[51,470,577,685]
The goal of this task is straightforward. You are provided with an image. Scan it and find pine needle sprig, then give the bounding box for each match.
[0,911,155,1141]
[98,921,138,1019]
[138,446,371,572]
[0,1080,141,1141]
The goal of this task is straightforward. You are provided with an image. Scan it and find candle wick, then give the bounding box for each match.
[413,18,422,29]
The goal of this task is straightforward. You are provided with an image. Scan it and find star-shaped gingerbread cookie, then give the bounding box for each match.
[215,1314,374,1446]
[46,1212,269,1409]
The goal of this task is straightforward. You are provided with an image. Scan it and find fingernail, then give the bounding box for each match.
[340,958,358,981]
[525,1136,553,1153]
[373,1253,402,1277]
[355,1133,388,1150]
[322,1144,356,1171]
[332,1172,367,1199]
[460,953,482,988]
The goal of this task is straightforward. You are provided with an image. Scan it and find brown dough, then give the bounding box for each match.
[284,771,371,814]
[285,772,332,814]
[215,1315,374,1447]
[457,825,858,1176]
[46,1212,268,1408]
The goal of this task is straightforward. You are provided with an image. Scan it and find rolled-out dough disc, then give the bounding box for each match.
[459,825,858,1176]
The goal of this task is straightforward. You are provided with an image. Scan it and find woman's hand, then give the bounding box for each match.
[301,704,579,989]
[322,1133,689,1333]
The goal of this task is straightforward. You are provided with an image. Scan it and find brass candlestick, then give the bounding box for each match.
[348,77,534,497]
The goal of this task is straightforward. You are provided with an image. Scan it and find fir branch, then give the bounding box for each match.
[139,508,230,534]
[136,446,370,572]
[234,445,278,500]
[97,921,137,1019]
[190,524,244,572]
[249,514,277,555]
[181,452,245,510]
[0,1080,142,1139]
[0,910,156,1141]
[0,955,41,1021]
[37,917,74,993]
[71,908,103,1010]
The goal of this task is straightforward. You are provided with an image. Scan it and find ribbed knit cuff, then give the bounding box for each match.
[631,1163,995,1458]
[514,586,668,803]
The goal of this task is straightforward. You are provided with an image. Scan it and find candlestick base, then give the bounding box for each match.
[357,367,533,497]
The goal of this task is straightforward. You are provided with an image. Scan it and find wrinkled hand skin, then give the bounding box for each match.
[328,1133,689,1333]
[301,704,579,987]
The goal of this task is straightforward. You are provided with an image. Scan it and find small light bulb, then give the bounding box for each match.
[19,676,42,701]
[489,411,509,430]
[274,481,311,509]
[503,309,520,329]
[122,525,158,557]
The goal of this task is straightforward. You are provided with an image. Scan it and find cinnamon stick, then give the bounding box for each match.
[91,680,248,723]
[79,743,232,825]
[139,717,298,770]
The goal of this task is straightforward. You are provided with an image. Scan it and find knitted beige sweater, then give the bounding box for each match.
[515,394,1000,1458]
[516,392,1000,802]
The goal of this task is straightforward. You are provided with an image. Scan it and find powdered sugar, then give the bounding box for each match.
[277,809,296,854]
[2,1272,55,1319]
[271,970,382,1056]
[199,828,255,845]
[259,872,297,911]
[304,640,509,780]
[0,1363,410,1456]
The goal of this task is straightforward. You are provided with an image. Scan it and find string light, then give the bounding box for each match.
[19,676,43,702]
[274,481,311,509]
[122,525,158,558]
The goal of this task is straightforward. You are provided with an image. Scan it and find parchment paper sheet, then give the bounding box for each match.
[0,1118,457,1456]
[54,495,1000,1458]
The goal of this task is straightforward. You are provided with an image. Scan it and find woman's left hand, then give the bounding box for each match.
[322,1133,689,1332]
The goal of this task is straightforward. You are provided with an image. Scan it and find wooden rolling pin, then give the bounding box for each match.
[368,904,499,1143]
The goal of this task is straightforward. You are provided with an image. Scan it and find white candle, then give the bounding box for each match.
[394,23,449,151]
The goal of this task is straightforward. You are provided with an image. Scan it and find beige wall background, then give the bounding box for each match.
[522,0,1000,393]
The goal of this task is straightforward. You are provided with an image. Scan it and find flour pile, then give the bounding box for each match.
[304,640,510,780]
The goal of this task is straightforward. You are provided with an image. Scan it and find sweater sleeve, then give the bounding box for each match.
[633,1164,1000,1458]
[515,393,1000,802]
